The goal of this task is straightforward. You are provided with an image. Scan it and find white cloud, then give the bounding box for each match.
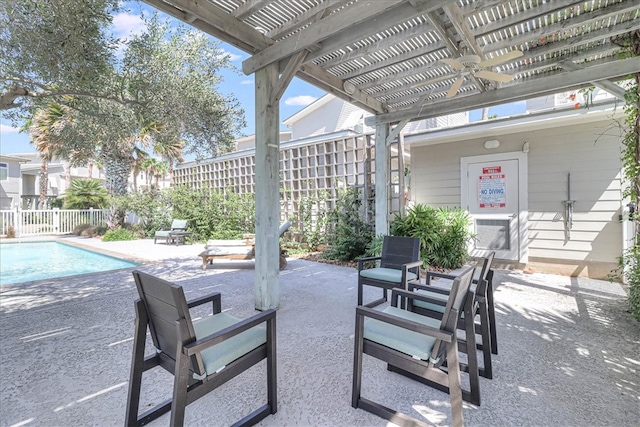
[240,80,254,85]
[0,124,19,134]
[217,49,242,62]
[284,95,317,106]
[112,13,147,39]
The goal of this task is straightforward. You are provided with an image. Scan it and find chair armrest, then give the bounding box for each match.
[391,288,449,307]
[357,256,382,271]
[401,260,422,281]
[184,309,276,356]
[187,292,222,314]
[425,271,458,285]
[356,305,453,342]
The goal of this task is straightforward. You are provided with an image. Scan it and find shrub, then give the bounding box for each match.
[5,225,16,239]
[391,204,474,270]
[102,228,137,241]
[323,186,374,262]
[72,223,92,236]
[617,245,640,321]
[296,192,330,250]
[63,179,109,209]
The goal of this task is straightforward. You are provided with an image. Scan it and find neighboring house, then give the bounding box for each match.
[10,152,172,209]
[0,155,30,209]
[175,90,630,279]
[14,153,105,209]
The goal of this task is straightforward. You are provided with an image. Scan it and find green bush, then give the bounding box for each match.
[296,191,330,250]
[119,186,256,241]
[617,245,640,321]
[72,223,92,236]
[391,204,474,270]
[63,179,109,209]
[323,187,374,262]
[102,228,137,241]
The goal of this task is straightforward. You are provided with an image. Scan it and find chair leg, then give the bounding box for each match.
[464,314,481,406]
[267,317,278,414]
[446,340,464,427]
[477,300,493,379]
[352,314,365,408]
[170,352,191,427]
[125,301,149,427]
[487,274,498,355]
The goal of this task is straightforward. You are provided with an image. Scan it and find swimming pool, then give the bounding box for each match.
[0,241,139,285]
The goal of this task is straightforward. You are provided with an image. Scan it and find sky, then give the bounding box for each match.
[0,1,524,157]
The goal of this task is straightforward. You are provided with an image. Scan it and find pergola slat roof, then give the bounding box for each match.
[143,0,640,311]
[145,0,640,124]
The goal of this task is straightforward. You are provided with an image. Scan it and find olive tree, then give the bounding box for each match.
[3,3,245,228]
[0,0,124,116]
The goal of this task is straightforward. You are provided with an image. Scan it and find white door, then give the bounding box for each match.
[462,155,525,261]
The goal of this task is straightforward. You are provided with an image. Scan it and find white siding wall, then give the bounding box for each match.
[411,117,623,277]
[290,98,366,139]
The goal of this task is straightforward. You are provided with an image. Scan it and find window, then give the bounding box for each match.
[0,163,7,181]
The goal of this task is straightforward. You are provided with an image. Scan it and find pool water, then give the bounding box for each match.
[0,241,139,285]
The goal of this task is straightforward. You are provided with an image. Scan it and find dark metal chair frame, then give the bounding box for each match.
[408,252,496,382]
[352,267,477,427]
[125,271,277,427]
[357,236,422,307]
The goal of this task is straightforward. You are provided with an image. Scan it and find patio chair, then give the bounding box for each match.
[352,267,476,427]
[153,219,188,244]
[357,236,421,307]
[407,252,496,381]
[125,271,277,427]
[199,221,291,271]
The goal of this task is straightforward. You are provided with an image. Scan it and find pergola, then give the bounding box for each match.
[144,0,640,310]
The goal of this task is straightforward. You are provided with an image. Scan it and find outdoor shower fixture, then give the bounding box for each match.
[563,173,575,240]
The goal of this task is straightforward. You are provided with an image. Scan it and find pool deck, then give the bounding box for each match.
[0,236,638,426]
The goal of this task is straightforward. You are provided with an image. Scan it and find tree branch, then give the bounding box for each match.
[0,79,148,111]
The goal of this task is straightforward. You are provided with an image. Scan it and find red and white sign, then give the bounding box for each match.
[482,166,501,174]
[478,166,506,208]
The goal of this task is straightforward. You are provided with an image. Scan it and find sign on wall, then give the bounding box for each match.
[478,166,506,208]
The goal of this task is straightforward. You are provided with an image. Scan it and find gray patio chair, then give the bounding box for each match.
[352,266,476,427]
[153,219,188,244]
[407,251,496,382]
[125,271,277,427]
[357,236,421,307]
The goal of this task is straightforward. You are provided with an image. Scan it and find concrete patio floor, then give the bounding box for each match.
[0,236,638,427]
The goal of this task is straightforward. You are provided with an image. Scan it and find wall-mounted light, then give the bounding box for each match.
[522,141,530,153]
[343,81,356,95]
[484,139,500,149]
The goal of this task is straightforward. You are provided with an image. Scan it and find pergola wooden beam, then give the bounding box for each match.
[482,2,640,52]
[368,56,640,125]
[242,0,405,75]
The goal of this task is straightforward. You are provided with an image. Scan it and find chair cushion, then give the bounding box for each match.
[363,306,440,360]
[193,313,266,376]
[360,267,418,283]
[203,246,254,256]
[154,230,170,238]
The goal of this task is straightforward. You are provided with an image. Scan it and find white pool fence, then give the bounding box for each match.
[0,208,109,237]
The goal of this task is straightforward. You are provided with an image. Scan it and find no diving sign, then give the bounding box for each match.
[478,166,506,208]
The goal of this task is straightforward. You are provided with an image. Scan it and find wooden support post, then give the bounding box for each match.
[374,123,389,236]
[254,63,281,311]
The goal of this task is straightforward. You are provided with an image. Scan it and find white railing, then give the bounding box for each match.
[0,208,109,237]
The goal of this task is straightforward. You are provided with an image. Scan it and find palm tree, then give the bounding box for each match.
[130,147,149,191]
[154,137,184,186]
[63,179,109,209]
[26,103,70,209]
[153,161,169,189]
